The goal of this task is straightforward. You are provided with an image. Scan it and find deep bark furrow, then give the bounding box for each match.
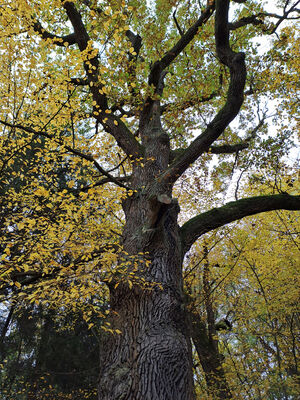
[99,288,194,399]
[99,197,195,399]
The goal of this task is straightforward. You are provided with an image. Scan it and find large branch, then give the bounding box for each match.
[148,2,215,89]
[62,2,142,158]
[159,0,246,186]
[180,194,300,254]
[32,20,77,46]
[62,2,106,106]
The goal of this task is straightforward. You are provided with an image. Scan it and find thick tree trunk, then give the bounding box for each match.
[98,196,195,399]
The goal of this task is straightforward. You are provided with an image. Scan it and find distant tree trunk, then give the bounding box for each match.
[187,245,232,400]
[190,312,232,399]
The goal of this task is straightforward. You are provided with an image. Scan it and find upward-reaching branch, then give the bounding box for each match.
[62,1,142,158]
[180,194,300,254]
[148,2,215,90]
[62,1,106,110]
[160,0,246,186]
[139,2,215,136]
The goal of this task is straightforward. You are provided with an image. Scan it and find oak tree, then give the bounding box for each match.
[0,0,299,399]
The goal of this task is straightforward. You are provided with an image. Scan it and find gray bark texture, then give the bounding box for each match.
[99,200,195,399]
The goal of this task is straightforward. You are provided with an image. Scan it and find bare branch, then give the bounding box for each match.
[148,2,215,90]
[0,120,130,189]
[169,141,248,163]
[209,143,248,154]
[161,91,218,114]
[173,10,184,37]
[72,176,131,195]
[229,15,264,30]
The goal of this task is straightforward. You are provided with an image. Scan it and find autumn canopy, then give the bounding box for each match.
[0,0,299,399]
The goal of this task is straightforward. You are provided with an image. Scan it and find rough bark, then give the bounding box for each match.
[60,1,299,398]
[99,202,195,399]
[98,111,195,398]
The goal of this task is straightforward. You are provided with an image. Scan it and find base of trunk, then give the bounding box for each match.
[98,288,195,400]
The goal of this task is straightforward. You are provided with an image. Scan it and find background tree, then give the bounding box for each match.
[0,0,299,399]
[0,306,101,400]
[184,176,300,398]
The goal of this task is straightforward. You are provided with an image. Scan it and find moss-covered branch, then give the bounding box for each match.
[180,194,300,254]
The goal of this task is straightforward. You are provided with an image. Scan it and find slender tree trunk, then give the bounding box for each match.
[190,312,232,399]
[186,246,232,400]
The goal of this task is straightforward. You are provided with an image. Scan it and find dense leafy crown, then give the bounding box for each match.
[0,0,299,398]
